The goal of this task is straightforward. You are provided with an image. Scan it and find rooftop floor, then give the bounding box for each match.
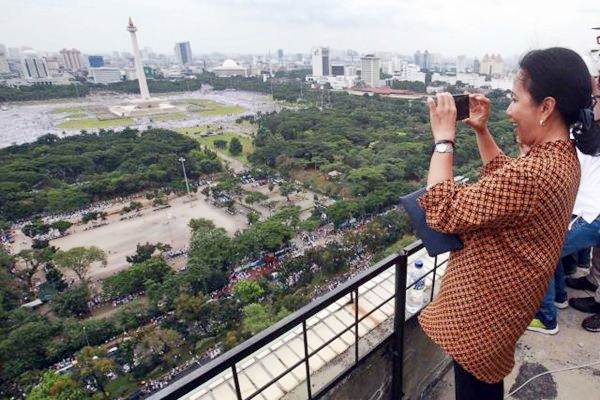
[430,270,600,400]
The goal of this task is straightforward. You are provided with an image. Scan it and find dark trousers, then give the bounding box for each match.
[453,360,503,400]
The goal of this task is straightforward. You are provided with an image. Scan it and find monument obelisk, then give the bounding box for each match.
[110,18,176,116]
[127,17,151,101]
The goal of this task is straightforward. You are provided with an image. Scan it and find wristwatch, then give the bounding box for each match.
[432,140,454,154]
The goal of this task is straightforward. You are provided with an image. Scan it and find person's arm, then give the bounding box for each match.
[426,93,456,188]
[464,94,504,165]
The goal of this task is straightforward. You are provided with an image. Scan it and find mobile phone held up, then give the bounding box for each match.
[453,94,469,121]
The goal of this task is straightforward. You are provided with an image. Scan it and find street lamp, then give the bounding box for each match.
[178,157,192,197]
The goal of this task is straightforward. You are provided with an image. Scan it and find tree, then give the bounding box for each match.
[242,303,273,335]
[16,248,54,291]
[52,284,91,318]
[125,242,171,264]
[278,181,296,201]
[233,280,264,305]
[74,346,116,399]
[134,328,183,368]
[229,137,243,156]
[26,371,89,400]
[213,139,227,149]
[173,293,206,322]
[188,218,216,233]
[49,220,73,235]
[53,246,106,282]
[247,211,259,225]
[21,219,50,238]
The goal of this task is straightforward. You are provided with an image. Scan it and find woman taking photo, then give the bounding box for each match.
[417,47,595,399]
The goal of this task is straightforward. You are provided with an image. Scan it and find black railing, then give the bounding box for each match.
[148,239,448,400]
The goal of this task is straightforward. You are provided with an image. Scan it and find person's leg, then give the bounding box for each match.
[554,259,568,305]
[578,247,591,269]
[588,246,600,301]
[534,217,597,331]
[535,275,558,328]
[453,360,503,400]
[562,253,578,275]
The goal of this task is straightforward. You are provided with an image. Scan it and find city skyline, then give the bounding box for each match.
[1,0,598,63]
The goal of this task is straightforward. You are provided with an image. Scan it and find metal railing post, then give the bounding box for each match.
[302,321,313,399]
[391,252,408,400]
[430,255,438,303]
[231,364,243,400]
[354,288,359,364]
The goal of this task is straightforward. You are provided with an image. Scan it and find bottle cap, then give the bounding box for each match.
[415,259,423,268]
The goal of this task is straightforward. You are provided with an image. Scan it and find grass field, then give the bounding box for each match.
[150,112,188,122]
[57,117,134,129]
[175,128,253,164]
[51,106,86,114]
[184,99,246,117]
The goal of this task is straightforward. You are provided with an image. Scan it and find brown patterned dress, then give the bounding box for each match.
[417,139,580,383]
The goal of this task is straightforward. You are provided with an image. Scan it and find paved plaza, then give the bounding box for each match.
[0,90,281,148]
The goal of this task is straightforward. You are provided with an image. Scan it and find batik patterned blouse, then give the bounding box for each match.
[417,139,580,383]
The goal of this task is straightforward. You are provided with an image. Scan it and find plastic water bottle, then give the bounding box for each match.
[406,259,425,314]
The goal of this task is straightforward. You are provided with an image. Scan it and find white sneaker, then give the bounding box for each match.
[554,300,568,309]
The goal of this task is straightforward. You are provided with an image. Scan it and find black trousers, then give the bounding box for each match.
[453,360,503,400]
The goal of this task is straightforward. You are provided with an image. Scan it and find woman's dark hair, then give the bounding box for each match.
[519,47,600,155]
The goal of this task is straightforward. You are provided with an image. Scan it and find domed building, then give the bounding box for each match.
[212,59,248,77]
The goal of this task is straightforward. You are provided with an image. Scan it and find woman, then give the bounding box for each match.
[417,47,594,399]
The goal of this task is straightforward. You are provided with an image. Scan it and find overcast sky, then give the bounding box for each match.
[1,0,599,62]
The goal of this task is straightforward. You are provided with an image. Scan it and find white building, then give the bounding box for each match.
[124,67,137,80]
[212,59,247,77]
[22,55,49,79]
[393,62,426,83]
[89,67,121,84]
[174,41,193,65]
[60,48,84,71]
[479,54,504,77]
[0,44,9,74]
[311,47,330,77]
[360,54,381,87]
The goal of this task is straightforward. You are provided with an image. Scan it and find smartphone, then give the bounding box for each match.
[453,94,469,121]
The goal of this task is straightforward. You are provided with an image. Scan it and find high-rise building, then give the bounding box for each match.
[414,51,422,68]
[277,49,284,64]
[89,67,121,84]
[88,55,105,68]
[331,65,345,76]
[60,48,84,71]
[311,47,330,77]
[0,44,9,74]
[360,54,381,87]
[44,57,61,76]
[480,54,504,77]
[174,41,193,65]
[22,55,49,78]
[473,58,480,74]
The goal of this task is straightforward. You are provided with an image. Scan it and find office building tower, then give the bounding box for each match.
[312,47,330,77]
[88,55,104,68]
[331,65,345,76]
[60,48,84,71]
[22,55,49,78]
[174,41,193,65]
[89,67,121,84]
[0,44,9,74]
[360,54,381,87]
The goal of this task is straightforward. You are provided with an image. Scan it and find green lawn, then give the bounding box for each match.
[184,99,246,117]
[57,117,134,129]
[150,112,188,122]
[175,128,253,164]
[51,106,86,114]
[105,375,138,398]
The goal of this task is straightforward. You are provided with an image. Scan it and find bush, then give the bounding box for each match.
[52,285,91,318]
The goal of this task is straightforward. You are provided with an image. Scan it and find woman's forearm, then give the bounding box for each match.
[475,127,502,164]
[426,152,454,188]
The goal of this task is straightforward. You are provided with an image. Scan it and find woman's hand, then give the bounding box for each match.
[463,93,490,133]
[427,92,456,142]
